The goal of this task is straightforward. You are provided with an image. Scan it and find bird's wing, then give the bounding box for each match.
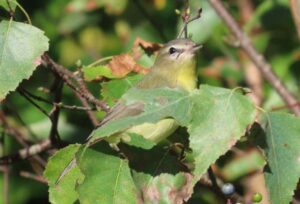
[99,100,144,126]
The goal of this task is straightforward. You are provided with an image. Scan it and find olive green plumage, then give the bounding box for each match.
[100,38,202,143]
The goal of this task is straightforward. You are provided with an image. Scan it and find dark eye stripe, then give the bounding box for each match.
[169,47,177,55]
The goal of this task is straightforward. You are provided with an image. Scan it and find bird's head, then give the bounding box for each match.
[153,38,202,71]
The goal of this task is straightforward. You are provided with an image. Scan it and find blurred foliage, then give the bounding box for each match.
[1,0,300,203]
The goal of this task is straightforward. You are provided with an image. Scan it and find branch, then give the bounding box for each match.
[19,171,47,184]
[41,54,110,112]
[177,5,202,38]
[48,76,63,145]
[75,68,99,126]
[0,139,52,165]
[208,0,300,116]
[209,0,300,116]
[0,111,47,166]
[20,89,95,111]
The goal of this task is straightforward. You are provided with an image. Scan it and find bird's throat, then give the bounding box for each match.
[176,60,197,92]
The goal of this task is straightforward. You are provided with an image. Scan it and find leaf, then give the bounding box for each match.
[76,145,138,204]
[259,112,300,204]
[108,54,148,78]
[44,144,84,204]
[188,86,256,184]
[101,74,143,106]
[132,37,162,60]
[132,172,193,204]
[0,0,17,11]
[123,133,156,149]
[83,65,116,81]
[0,20,49,101]
[91,85,255,166]
[90,87,192,143]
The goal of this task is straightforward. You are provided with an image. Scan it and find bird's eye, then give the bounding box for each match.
[169,47,177,55]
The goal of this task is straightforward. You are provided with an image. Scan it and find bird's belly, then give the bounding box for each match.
[125,119,178,143]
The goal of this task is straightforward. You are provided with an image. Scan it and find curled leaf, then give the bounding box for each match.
[132,37,162,59]
[108,54,148,78]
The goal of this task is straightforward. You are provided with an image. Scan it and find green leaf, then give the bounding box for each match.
[188,86,256,184]
[83,65,116,81]
[123,133,156,149]
[76,145,138,204]
[259,112,300,204]
[90,87,192,142]
[91,86,255,160]
[132,172,193,203]
[44,144,84,204]
[0,0,17,11]
[0,20,49,101]
[101,74,143,105]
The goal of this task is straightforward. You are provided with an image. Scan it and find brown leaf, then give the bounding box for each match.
[132,37,162,60]
[108,54,148,78]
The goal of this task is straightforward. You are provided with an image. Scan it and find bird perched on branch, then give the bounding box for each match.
[91,38,202,144]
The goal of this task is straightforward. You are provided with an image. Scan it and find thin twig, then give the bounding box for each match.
[5,0,14,16]
[19,171,47,184]
[4,102,39,140]
[75,92,99,126]
[19,88,63,145]
[18,90,50,118]
[0,139,52,165]
[20,89,95,111]
[208,167,224,197]
[0,111,47,167]
[208,0,300,116]
[177,7,202,38]
[41,54,110,112]
[272,102,300,111]
[0,111,28,147]
[48,76,63,145]
[75,68,99,126]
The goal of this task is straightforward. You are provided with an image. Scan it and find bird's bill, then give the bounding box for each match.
[192,43,203,51]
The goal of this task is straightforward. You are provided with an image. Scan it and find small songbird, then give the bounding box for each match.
[95,38,202,143]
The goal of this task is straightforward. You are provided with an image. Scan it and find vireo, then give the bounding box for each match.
[98,38,202,143]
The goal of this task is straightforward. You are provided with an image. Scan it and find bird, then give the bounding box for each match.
[93,38,202,144]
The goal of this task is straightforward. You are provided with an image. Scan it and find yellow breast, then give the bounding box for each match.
[177,61,197,92]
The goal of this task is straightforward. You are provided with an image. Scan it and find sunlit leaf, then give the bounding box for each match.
[188,86,256,184]
[44,144,84,204]
[259,112,300,204]
[0,0,17,11]
[83,65,116,81]
[90,87,192,143]
[101,74,143,106]
[0,20,49,101]
[91,85,255,186]
[76,145,138,204]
